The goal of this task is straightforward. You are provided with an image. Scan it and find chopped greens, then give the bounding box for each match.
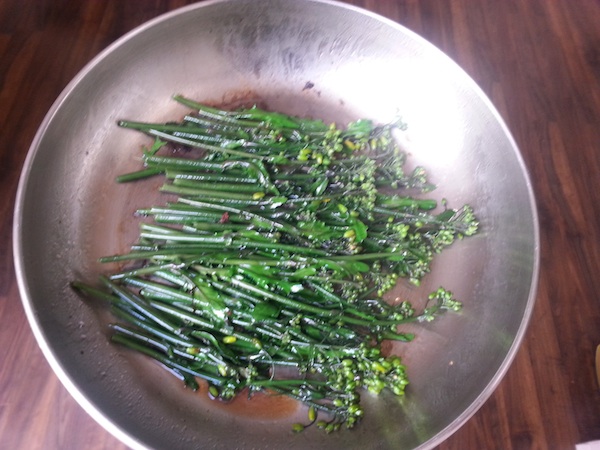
[74,96,478,432]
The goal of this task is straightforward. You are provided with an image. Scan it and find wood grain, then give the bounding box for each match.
[1,1,600,449]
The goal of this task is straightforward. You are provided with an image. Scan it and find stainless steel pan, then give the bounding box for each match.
[14,1,539,448]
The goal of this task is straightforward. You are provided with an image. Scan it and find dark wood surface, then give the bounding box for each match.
[2,1,600,449]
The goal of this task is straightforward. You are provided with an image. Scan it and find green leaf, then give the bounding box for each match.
[349,218,368,243]
[268,196,288,208]
[251,302,281,321]
[346,261,370,273]
[311,177,329,196]
[145,137,167,156]
[297,221,336,241]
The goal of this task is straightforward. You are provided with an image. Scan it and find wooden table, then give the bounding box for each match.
[2,1,599,449]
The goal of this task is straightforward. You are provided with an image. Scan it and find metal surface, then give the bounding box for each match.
[13,0,539,449]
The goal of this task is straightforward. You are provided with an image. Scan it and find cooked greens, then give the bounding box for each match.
[74,96,478,432]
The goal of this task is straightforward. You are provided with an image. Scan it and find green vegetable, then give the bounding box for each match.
[74,97,478,432]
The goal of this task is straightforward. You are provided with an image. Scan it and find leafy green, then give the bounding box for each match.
[74,97,478,432]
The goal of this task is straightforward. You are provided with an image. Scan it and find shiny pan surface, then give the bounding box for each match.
[13,1,539,448]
